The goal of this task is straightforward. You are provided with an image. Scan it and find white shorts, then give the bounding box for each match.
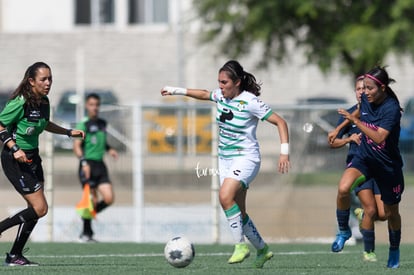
[218,157,260,189]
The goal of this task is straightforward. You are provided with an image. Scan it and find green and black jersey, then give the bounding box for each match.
[77,118,108,161]
[0,95,50,150]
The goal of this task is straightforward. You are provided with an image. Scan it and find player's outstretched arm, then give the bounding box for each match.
[328,107,360,144]
[266,112,290,174]
[161,86,210,101]
[46,121,85,138]
[329,133,361,149]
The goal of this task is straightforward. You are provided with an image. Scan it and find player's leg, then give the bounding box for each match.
[357,188,377,261]
[80,187,97,242]
[219,178,249,263]
[96,183,114,213]
[236,190,272,268]
[373,181,386,221]
[385,203,401,268]
[332,167,362,252]
[94,161,114,213]
[377,168,403,268]
[4,189,47,266]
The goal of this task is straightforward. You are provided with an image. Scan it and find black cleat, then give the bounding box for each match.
[4,253,39,266]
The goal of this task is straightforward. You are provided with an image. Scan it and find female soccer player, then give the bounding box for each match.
[331,66,404,268]
[0,62,84,266]
[161,60,290,268]
[328,75,386,262]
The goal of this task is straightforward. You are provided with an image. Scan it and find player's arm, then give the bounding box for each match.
[328,107,360,144]
[0,123,28,163]
[73,135,91,179]
[73,138,84,159]
[106,144,119,160]
[46,121,85,138]
[161,86,210,101]
[265,112,290,174]
[338,109,389,144]
[329,133,361,148]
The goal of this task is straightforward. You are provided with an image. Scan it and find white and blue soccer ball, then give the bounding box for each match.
[164,236,195,268]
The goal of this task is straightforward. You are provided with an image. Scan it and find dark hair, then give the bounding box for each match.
[365,66,402,111]
[11,62,51,106]
[219,60,261,96]
[86,93,101,102]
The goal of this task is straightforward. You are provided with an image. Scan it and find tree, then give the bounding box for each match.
[193,0,414,77]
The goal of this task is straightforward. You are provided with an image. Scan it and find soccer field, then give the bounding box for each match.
[0,242,413,274]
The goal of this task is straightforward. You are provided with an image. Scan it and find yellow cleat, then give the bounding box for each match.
[254,244,273,268]
[363,251,377,262]
[228,243,250,264]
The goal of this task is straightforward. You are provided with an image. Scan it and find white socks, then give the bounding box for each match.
[224,204,244,243]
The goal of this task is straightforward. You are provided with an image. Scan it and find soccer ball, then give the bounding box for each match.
[164,236,195,268]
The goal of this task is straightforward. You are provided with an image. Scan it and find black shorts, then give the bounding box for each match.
[79,160,111,188]
[1,147,44,195]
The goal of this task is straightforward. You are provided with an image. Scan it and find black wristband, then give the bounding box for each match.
[66,129,72,137]
[0,129,12,144]
[11,144,20,153]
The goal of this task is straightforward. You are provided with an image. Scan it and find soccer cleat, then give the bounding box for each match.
[354,208,364,222]
[254,244,273,268]
[79,234,98,243]
[387,249,400,268]
[331,229,352,252]
[363,251,377,262]
[354,208,364,228]
[4,253,39,266]
[228,243,250,264]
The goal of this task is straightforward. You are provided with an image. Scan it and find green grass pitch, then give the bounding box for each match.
[0,242,413,274]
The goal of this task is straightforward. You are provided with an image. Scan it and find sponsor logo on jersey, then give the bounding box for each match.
[219,108,234,122]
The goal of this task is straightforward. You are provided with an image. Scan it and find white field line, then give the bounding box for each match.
[31,251,355,258]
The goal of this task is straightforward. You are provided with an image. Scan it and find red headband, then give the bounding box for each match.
[365,74,385,86]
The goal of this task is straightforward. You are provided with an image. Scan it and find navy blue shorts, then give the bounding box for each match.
[349,156,404,205]
[354,178,381,195]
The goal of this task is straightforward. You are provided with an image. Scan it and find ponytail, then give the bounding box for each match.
[219,60,262,96]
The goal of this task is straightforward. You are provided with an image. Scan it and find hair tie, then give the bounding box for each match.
[356,75,364,81]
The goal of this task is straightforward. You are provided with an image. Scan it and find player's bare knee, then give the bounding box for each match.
[33,204,48,218]
[337,188,350,200]
[363,206,377,220]
[219,191,233,209]
[104,196,114,205]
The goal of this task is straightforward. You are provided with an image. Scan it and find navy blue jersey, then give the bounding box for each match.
[358,93,402,168]
[336,104,360,164]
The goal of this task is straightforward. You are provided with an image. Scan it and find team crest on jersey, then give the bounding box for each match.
[26,126,35,136]
[237,101,247,111]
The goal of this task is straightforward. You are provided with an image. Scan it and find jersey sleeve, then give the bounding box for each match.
[249,97,272,121]
[0,97,25,127]
[379,100,401,132]
[209,88,222,103]
[335,116,347,138]
[75,119,87,132]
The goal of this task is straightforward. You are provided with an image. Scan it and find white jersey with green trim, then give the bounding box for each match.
[210,89,273,159]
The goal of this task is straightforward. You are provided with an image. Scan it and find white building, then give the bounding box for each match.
[0,0,412,106]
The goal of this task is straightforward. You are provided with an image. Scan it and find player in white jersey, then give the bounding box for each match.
[161,60,290,268]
